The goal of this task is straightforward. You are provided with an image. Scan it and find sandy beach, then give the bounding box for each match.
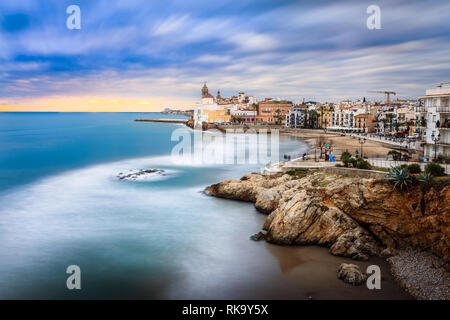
[280,128,398,159]
[214,125,400,159]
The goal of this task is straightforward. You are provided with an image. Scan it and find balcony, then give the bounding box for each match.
[416,107,426,113]
[437,106,450,113]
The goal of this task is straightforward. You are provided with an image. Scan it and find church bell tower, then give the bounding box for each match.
[202,83,209,98]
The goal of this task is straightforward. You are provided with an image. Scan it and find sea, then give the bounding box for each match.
[0,112,410,299]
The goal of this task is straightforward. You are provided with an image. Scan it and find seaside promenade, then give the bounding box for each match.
[134,118,187,123]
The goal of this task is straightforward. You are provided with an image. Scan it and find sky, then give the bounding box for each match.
[0,0,449,112]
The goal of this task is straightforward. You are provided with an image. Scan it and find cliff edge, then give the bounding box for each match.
[205,170,450,267]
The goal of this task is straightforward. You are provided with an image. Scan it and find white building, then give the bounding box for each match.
[419,83,450,159]
[231,109,257,117]
[238,92,245,103]
[193,83,230,128]
[285,107,307,128]
[329,106,366,131]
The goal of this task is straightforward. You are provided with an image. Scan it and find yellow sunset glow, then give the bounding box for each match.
[0,96,194,112]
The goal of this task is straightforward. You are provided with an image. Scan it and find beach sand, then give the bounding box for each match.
[280,128,398,158]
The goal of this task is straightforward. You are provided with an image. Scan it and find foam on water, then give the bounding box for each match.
[0,113,312,298]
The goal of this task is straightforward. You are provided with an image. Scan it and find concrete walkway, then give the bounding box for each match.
[262,158,342,174]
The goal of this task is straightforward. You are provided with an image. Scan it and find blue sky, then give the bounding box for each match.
[0,0,449,111]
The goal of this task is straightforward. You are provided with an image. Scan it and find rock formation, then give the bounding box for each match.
[117,169,165,181]
[205,170,450,267]
[337,263,367,286]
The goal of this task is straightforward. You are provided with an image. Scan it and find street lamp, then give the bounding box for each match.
[431,131,441,161]
[359,138,366,159]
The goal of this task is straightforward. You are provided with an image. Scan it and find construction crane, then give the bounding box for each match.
[368,90,397,106]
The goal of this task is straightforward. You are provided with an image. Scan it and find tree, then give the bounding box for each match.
[308,110,319,128]
[387,150,402,161]
[404,120,414,135]
[315,136,330,159]
[319,105,325,129]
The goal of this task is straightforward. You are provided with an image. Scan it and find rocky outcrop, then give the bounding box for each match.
[337,263,367,286]
[185,118,194,129]
[205,173,290,213]
[205,171,450,266]
[117,169,165,181]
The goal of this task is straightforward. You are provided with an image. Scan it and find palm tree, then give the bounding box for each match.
[381,118,389,134]
[275,109,282,125]
[319,105,325,129]
[308,110,319,128]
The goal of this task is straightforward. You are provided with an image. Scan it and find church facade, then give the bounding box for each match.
[193,83,231,128]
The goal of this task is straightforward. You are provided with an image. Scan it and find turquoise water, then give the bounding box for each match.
[0,112,311,299]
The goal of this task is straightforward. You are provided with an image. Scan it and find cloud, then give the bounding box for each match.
[193,54,231,64]
[0,0,449,110]
[153,14,190,35]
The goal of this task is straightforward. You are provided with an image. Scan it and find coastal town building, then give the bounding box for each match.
[354,113,376,133]
[193,83,231,127]
[317,107,332,129]
[329,106,367,132]
[285,107,307,129]
[257,99,293,124]
[419,83,450,159]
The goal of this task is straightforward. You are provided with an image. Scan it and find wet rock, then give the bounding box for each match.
[205,172,450,265]
[250,232,265,241]
[381,247,396,258]
[337,263,367,286]
[117,169,165,181]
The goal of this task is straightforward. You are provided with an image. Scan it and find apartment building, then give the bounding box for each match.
[317,108,332,128]
[354,113,376,133]
[285,107,307,128]
[419,83,450,158]
[258,99,293,124]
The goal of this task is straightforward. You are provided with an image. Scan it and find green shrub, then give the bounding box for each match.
[418,172,434,184]
[406,163,421,174]
[425,162,445,177]
[436,154,450,164]
[356,158,371,170]
[349,158,357,168]
[286,168,310,178]
[341,151,352,167]
[388,150,402,161]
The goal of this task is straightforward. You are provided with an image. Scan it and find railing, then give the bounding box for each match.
[416,107,426,113]
[437,107,450,113]
[348,133,423,151]
[367,159,449,174]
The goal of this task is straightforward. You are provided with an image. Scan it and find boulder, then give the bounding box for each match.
[337,263,367,286]
[205,171,450,265]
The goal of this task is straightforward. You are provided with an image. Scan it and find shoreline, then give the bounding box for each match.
[204,170,449,300]
[135,118,188,123]
[191,124,400,159]
[279,128,402,159]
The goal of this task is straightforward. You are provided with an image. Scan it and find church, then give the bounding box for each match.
[193,83,231,128]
